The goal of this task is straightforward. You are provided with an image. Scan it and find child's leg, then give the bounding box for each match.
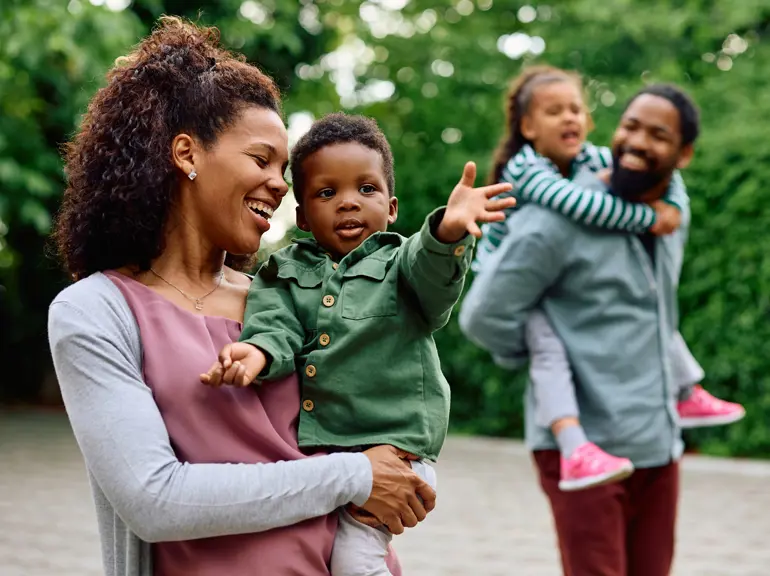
[527,310,633,491]
[526,310,585,456]
[671,332,745,427]
[330,460,436,576]
[669,331,704,401]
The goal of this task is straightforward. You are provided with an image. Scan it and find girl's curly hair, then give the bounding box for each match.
[487,65,592,184]
[54,16,281,279]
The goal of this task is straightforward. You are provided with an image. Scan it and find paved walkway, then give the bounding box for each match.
[1,411,768,575]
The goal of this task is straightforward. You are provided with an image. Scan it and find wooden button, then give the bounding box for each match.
[323,295,335,307]
[302,399,314,412]
[454,245,466,256]
[305,364,317,377]
[319,333,330,346]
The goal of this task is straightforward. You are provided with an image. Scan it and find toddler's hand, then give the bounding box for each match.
[436,162,515,243]
[200,343,266,387]
[649,200,681,236]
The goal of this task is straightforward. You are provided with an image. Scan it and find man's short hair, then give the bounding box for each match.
[625,84,700,147]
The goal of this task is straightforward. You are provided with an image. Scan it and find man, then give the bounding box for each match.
[460,84,703,575]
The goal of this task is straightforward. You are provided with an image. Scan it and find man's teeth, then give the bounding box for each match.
[621,154,647,170]
[245,200,274,218]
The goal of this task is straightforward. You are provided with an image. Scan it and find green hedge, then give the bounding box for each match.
[3,0,770,457]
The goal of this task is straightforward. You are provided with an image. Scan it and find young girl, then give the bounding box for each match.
[201,113,515,576]
[477,65,745,491]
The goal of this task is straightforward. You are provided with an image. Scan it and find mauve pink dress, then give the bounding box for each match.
[106,271,401,576]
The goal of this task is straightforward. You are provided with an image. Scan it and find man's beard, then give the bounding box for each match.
[610,149,673,201]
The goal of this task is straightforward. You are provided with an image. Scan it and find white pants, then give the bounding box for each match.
[330,460,437,576]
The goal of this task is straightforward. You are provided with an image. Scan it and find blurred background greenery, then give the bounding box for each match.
[1,0,768,457]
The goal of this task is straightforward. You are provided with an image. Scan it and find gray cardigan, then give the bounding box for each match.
[48,273,373,576]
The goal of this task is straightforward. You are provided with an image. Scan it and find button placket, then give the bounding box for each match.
[309,259,342,424]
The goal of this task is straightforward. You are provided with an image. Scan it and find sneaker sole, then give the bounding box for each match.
[679,409,746,429]
[558,463,635,492]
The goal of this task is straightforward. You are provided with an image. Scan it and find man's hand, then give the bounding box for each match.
[200,343,266,387]
[649,200,682,236]
[436,161,515,243]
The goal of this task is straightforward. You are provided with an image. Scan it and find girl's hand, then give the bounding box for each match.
[436,162,515,243]
[649,200,681,235]
[597,168,612,185]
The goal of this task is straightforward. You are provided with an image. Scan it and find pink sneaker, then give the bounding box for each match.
[677,385,745,429]
[559,442,634,492]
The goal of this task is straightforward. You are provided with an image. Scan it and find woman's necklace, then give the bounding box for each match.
[149,268,224,311]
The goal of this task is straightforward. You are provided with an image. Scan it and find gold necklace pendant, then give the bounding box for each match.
[149,268,224,312]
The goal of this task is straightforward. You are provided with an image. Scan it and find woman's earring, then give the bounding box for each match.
[188,169,197,181]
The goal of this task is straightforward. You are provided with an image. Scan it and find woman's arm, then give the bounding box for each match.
[48,281,373,543]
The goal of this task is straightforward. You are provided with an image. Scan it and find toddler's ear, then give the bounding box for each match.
[388,196,399,225]
[296,205,311,232]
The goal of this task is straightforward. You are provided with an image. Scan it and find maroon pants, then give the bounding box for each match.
[533,450,679,576]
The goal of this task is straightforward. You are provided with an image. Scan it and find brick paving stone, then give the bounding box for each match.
[1,411,767,575]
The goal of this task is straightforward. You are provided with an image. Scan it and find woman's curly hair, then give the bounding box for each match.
[54,16,281,280]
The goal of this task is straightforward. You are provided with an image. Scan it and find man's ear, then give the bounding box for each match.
[676,144,694,170]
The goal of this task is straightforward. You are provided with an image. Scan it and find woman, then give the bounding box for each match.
[48,17,433,575]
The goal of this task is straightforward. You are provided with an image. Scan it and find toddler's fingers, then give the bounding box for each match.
[219,343,233,369]
[486,198,516,212]
[237,364,252,387]
[466,221,483,238]
[459,161,477,187]
[479,182,513,198]
[222,361,243,385]
[479,211,507,223]
[205,363,224,387]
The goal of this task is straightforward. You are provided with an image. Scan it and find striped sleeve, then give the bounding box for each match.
[500,146,657,233]
[578,142,613,171]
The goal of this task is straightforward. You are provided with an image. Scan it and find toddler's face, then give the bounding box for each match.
[296,142,398,259]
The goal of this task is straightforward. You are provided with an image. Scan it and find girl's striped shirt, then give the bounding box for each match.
[475,143,688,269]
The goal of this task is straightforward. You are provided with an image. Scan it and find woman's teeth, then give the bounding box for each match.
[245,200,274,219]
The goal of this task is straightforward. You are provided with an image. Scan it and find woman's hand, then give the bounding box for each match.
[360,445,436,535]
